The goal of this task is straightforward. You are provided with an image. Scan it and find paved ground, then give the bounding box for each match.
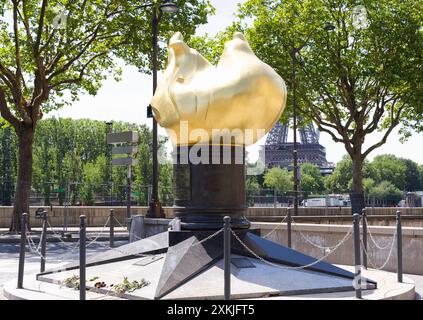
[0,240,127,300]
[405,274,423,299]
[1,237,422,300]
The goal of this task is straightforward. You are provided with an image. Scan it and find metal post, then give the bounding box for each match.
[147,6,164,218]
[291,38,299,219]
[64,181,69,234]
[273,189,277,208]
[287,207,292,248]
[353,213,362,299]
[79,215,86,300]
[109,209,115,248]
[17,213,28,289]
[362,208,367,269]
[40,211,48,272]
[396,210,403,283]
[223,216,231,300]
[126,165,131,223]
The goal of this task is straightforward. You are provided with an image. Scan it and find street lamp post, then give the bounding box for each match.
[290,22,335,218]
[145,1,179,218]
[290,34,299,219]
[105,122,113,206]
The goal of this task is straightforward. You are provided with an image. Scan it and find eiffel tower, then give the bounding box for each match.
[265,121,334,174]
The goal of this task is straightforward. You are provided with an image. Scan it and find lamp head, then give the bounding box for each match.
[160,0,179,13]
[324,22,336,31]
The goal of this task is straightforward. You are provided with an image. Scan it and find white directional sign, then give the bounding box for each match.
[107,131,139,144]
[112,157,138,166]
[112,145,138,155]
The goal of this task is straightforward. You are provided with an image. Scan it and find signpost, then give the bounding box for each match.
[107,131,139,223]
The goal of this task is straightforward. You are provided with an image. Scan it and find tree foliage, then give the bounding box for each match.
[193,0,423,194]
[0,0,213,230]
[0,117,174,206]
[299,163,324,195]
[263,167,292,193]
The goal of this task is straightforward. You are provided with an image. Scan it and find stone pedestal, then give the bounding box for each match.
[172,145,250,230]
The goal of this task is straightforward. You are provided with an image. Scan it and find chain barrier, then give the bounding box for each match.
[360,227,397,271]
[364,216,395,250]
[262,215,288,239]
[291,218,354,251]
[112,216,146,242]
[85,216,111,248]
[46,220,81,252]
[26,227,47,260]
[231,227,353,271]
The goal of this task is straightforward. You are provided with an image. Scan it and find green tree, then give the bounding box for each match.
[402,158,422,191]
[299,163,324,194]
[324,155,373,193]
[246,175,261,206]
[369,154,407,190]
[233,0,423,197]
[371,180,403,206]
[158,160,173,207]
[80,155,107,206]
[263,167,292,193]
[362,177,375,195]
[419,165,423,191]
[0,0,213,231]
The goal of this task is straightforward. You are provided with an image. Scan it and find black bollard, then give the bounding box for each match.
[109,209,115,248]
[40,211,48,272]
[287,207,292,248]
[353,213,362,299]
[223,216,231,300]
[17,213,28,289]
[362,208,368,269]
[396,211,403,283]
[79,215,86,300]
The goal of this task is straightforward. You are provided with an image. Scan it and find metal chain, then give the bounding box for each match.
[364,216,395,250]
[361,227,397,270]
[26,228,47,260]
[46,220,81,252]
[262,215,288,239]
[86,227,224,259]
[231,228,353,271]
[84,238,150,258]
[85,216,111,248]
[291,218,354,251]
[186,228,224,249]
[112,216,149,242]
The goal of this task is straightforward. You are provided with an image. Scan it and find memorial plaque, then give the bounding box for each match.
[173,164,191,201]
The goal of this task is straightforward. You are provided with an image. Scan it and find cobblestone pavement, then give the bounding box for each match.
[0,240,127,300]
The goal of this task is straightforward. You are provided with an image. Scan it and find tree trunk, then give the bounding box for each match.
[10,126,35,232]
[351,153,363,193]
[350,147,365,215]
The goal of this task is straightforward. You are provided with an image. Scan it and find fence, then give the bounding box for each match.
[2,182,421,209]
[1,206,423,229]
[0,182,174,207]
[15,211,408,299]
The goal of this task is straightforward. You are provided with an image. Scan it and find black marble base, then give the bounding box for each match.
[173,145,250,230]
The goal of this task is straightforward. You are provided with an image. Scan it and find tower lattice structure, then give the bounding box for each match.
[265,121,334,174]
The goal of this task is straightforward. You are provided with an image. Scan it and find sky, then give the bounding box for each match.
[47,0,423,165]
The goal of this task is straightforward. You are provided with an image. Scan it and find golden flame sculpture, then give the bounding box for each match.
[151,32,287,146]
